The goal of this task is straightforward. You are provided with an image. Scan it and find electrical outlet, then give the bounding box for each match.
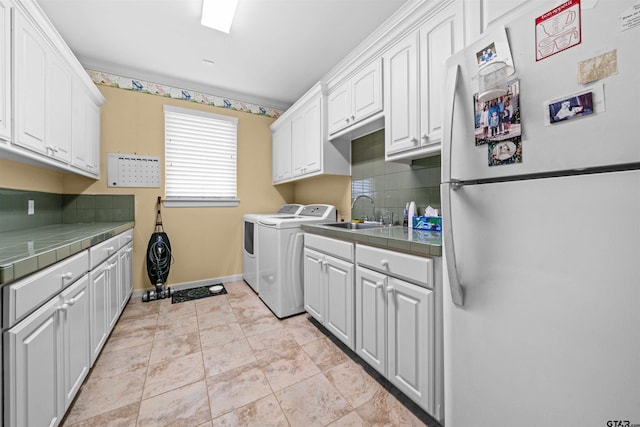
[28,200,34,215]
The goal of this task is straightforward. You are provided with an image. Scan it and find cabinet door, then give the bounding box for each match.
[327,81,351,135]
[352,58,383,124]
[107,255,120,329]
[325,255,354,350]
[89,262,109,365]
[271,123,291,183]
[86,99,101,175]
[387,277,435,413]
[14,10,48,154]
[48,51,73,163]
[419,1,463,150]
[119,242,133,310]
[4,297,62,427]
[60,276,90,411]
[0,0,10,142]
[384,32,419,156]
[302,96,321,174]
[303,248,325,323]
[355,266,387,376]
[291,110,306,177]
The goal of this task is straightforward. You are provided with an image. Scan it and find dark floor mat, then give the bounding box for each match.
[171,284,227,304]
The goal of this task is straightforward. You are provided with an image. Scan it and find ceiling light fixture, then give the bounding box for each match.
[201,0,238,34]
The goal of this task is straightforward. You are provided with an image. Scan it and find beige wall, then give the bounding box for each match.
[1,84,352,292]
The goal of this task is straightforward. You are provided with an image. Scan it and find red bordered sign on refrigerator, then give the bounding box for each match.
[535,0,582,61]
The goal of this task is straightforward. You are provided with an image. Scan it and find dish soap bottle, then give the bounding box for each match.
[403,203,409,227]
[408,201,416,229]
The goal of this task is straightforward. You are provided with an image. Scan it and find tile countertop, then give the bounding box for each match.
[0,222,134,285]
[302,223,442,257]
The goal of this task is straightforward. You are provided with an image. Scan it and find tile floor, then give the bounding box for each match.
[61,280,441,427]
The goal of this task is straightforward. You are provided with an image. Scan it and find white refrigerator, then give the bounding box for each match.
[441,1,640,426]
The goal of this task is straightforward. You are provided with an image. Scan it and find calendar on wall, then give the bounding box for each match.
[107,153,161,188]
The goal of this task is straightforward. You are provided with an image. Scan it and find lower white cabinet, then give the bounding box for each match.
[3,229,133,427]
[303,234,355,350]
[4,275,89,427]
[355,244,436,415]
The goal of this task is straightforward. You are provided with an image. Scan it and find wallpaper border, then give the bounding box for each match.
[86,69,284,119]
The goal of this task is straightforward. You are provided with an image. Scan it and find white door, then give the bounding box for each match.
[419,1,463,149]
[14,10,47,154]
[119,242,133,310]
[291,110,306,176]
[106,254,120,329]
[48,52,73,163]
[303,247,325,323]
[355,265,387,375]
[271,123,291,183]
[0,0,10,142]
[60,276,90,410]
[5,297,62,427]
[327,81,351,135]
[443,170,640,426]
[325,255,354,349]
[384,32,419,155]
[387,277,434,413]
[302,97,321,174]
[89,262,109,365]
[351,58,382,123]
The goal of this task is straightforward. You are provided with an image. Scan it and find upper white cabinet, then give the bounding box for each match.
[385,0,463,161]
[0,0,10,142]
[327,58,383,137]
[271,82,350,184]
[5,0,104,178]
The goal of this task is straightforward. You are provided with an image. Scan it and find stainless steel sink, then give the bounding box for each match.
[323,222,384,230]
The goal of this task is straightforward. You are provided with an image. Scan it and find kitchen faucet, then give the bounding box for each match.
[351,194,376,222]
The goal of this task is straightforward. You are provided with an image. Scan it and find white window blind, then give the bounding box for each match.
[164,105,239,207]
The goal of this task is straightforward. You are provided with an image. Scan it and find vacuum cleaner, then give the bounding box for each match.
[142,197,174,302]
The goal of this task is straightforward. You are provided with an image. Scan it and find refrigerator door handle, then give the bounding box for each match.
[442,63,459,184]
[442,182,464,307]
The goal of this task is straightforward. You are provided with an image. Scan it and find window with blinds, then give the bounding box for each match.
[163,105,239,207]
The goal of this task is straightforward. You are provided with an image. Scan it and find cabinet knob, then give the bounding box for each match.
[386,285,394,293]
[59,303,69,312]
[106,246,115,252]
[422,134,428,141]
[62,272,73,280]
[375,281,384,289]
[411,137,418,144]
[350,115,355,121]
[380,259,389,267]
[66,297,76,306]
[345,118,350,124]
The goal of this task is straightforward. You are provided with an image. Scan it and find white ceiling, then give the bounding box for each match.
[36,0,408,110]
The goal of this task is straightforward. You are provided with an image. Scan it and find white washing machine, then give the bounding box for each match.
[242,204,304,292]
[257,204,337,318]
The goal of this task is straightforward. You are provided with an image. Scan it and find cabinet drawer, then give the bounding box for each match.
[89,234,119,269]
[119,229,133,248]
[3,250,88,328]
[304,234,354,262]
[356,244,432,288]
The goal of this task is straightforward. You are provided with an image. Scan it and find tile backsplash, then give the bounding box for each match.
[351,130,441,225]
[0,188,135,233]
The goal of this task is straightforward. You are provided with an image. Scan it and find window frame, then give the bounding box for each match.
[163,104,240,208]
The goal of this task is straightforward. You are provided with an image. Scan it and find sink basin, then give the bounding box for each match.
[323,222,384,230]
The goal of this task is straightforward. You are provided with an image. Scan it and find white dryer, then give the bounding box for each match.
[242,204,304,292]
[257,204,337,318]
